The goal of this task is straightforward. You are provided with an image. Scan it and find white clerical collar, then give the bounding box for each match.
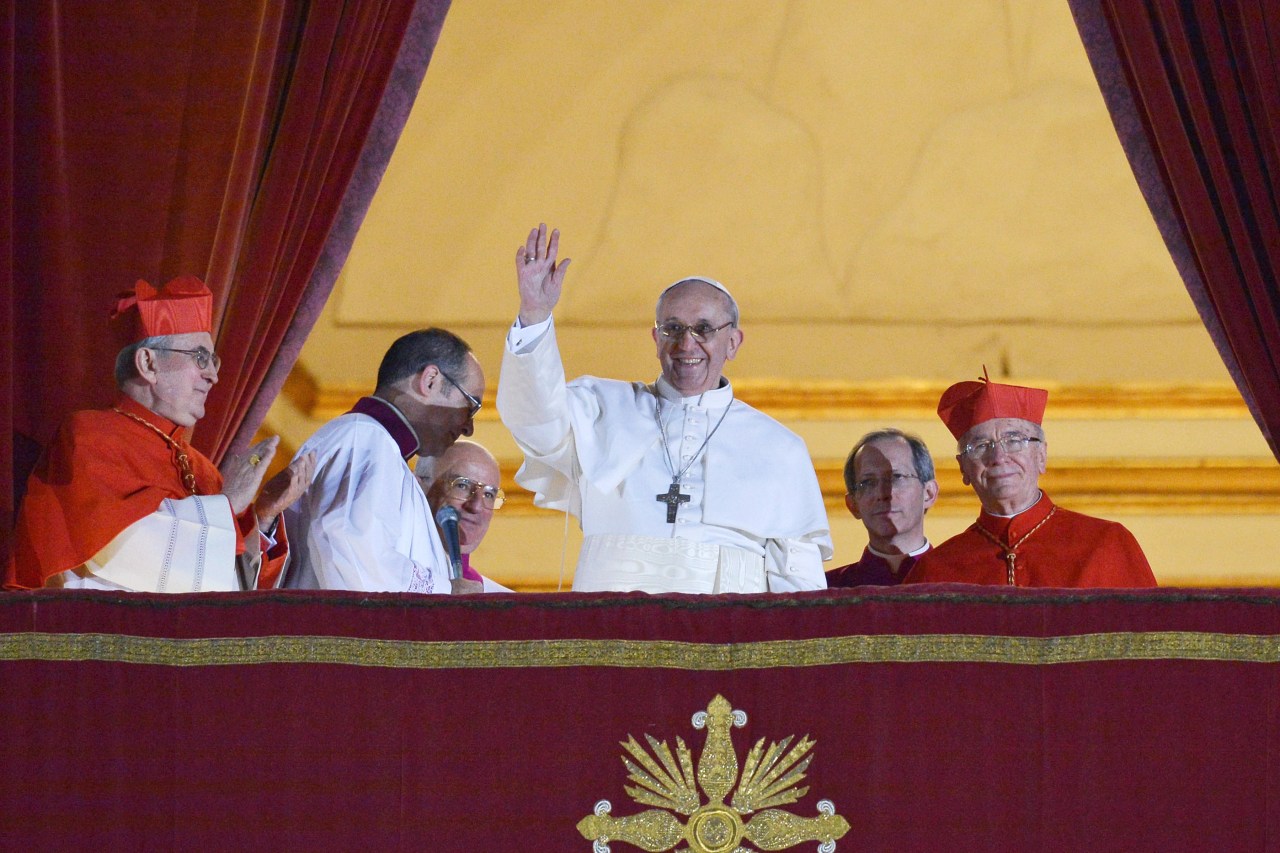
[868,539,931,560]
[986,490,1044,519]
[654,375,734,406]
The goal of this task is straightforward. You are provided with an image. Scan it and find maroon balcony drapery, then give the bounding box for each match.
[1070,0,1280,458]
[1,587,1277,850]
[1,1,453,566]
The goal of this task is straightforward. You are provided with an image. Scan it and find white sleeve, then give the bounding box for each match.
[64,495,241,592]
[497,318,588,515]
[498,320,577,457]
[302,433,447,593]
[764,538,828,592]
[506,315,554,353]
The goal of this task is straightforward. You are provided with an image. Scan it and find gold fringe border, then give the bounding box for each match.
[3,631,1278,669]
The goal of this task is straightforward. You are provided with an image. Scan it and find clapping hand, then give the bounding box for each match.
[221,436,281,516]
[255,450,316,530]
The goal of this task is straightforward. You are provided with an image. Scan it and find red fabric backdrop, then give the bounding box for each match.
[1070,0,1280,459]
[1,0,453,566]
[1,3,15,581]
[1,587,1277,850]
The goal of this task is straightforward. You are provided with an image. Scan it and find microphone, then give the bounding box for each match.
[435,505,464,580]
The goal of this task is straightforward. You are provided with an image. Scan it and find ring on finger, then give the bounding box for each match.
[249,454,262,466]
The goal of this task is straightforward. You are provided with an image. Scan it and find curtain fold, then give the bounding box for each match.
[2,1,15,550]
[210,0,452,460]
[2,0,453,566]
[1069,0,1280,458]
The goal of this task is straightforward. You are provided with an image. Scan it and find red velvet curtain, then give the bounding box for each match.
[1070,0,1280,459]
[1,2,15,576]
[4,586,1280,849]
[1,1,453,565]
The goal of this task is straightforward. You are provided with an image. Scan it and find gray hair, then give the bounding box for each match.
[114,335,177,388]
[844,428,936,494]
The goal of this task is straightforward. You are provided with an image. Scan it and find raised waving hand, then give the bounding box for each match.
[516,222,571,326]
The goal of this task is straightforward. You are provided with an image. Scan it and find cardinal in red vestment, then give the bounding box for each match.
[905,370,1156,588]
[5,276,313,592]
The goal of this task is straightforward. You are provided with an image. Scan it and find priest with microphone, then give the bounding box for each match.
[283,328,487,593]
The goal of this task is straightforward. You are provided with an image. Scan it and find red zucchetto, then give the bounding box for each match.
[937,367,1048,439]
[110,275,213,339]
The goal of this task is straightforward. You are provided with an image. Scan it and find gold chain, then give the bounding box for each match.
[971,506,1058,586]
[112,407,198,496]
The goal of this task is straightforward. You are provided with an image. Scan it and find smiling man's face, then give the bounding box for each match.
[426,441,501,555]
[957,417,1047,515]
[652,282,742,396]
[146,332,219,427]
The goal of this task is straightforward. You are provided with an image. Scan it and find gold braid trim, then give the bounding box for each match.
[112,407,198,495]
[972,506,1058,585]
[2,631,1279,669]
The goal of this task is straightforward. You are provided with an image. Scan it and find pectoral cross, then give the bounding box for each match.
[656,481,690,523]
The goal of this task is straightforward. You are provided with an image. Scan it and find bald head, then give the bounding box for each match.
[424,439,502,554]
[429,440,499,486]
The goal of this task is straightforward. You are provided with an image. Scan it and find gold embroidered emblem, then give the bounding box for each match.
[577,694,851,852]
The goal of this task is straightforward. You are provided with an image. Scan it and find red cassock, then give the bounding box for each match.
[5,395,284,590]
[904,492,1156,588]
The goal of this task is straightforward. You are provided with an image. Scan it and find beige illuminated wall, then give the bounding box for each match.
[264,1,1280,590]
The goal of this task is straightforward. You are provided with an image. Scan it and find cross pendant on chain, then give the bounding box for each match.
[656,481,690,523]
[1004,552,1017,586]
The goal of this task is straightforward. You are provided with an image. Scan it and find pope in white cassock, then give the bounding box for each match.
[497,224,832,593]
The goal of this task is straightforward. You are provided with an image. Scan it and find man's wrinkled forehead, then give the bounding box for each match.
[441,464,500,488]
[438,443,498,482]
[655,277,738,321]
[961,417,1040,443]
[169,331,214,349]
[150,331,215,366]
[854,436,910,474]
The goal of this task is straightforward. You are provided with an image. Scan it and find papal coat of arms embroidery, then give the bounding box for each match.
[577,694,850,852]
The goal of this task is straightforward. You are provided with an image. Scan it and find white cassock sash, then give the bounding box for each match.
[60,495,240,592]
[574,535,768,594]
